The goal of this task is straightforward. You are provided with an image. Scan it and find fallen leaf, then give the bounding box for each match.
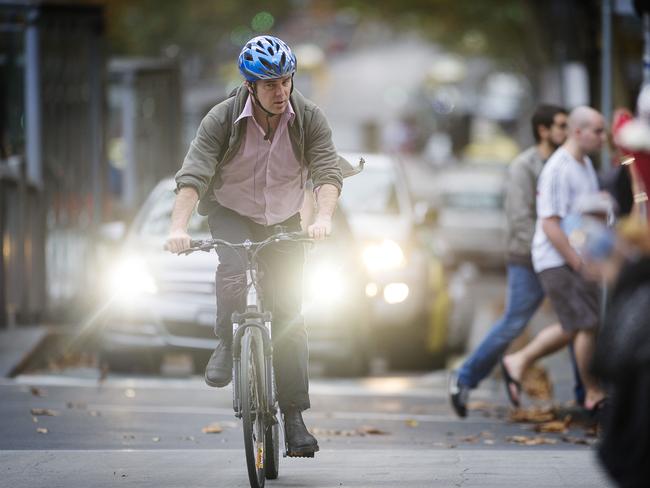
[506,435,558,446]
[30,408,58,416]
[562,436,596,446]
[202,423,223,434]
[460,435,480,443]
[534,420,568,434]
[358,425,389,435]
[405,419,419,428]
[30,387,46,397]
[36,427,48,434]
[509,406,556,423]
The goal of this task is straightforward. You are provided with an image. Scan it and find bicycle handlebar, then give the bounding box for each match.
[180,230,313,256]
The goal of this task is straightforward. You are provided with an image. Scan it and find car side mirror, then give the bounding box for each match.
[414,201,438,227]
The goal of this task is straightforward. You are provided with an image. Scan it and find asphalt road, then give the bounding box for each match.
[0,270,614,487]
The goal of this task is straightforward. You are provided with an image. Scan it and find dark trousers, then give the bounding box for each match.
[208,204,309,411]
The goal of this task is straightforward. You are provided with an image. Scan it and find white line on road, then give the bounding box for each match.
[1,373,493,400]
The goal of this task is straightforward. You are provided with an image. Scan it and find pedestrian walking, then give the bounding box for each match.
[501,106,608,415]
[448,104,571,417]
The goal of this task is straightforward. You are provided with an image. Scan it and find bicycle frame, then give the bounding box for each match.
[183,230,312,461]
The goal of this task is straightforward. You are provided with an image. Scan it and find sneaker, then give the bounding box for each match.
[204,338,232,387]
[448,371,470,418]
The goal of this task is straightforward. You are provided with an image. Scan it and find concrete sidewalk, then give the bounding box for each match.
[0,325,50,377]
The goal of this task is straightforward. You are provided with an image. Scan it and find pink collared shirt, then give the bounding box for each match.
[213,95,306,226]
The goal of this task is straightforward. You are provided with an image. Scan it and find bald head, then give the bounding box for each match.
[567,106,602,132]
[565,106,606,156]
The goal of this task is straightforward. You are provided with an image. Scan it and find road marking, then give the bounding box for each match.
[1,373,493,400]
[69,402,487,424]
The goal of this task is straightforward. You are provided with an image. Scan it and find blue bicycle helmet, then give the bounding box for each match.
[238,35,297,82]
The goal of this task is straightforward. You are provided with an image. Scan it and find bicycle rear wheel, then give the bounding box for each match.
[240,330,266,488]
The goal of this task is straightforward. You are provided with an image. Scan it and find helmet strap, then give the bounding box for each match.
[248,82,276,140]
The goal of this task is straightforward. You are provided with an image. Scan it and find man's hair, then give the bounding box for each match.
[531,104,567,143]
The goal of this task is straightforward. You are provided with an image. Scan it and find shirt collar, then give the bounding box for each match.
[235,95,295,125]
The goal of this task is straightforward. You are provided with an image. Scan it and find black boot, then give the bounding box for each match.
[283,408,319,457]
[204,337,232,387]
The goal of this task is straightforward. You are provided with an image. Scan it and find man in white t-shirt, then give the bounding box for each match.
[501,106,607,415]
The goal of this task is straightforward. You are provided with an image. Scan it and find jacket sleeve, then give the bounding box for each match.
[505,160,536,249]
[304,105,343,193]
[174,110,226,197]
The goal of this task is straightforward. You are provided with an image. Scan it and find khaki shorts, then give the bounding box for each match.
[538,265,601,332]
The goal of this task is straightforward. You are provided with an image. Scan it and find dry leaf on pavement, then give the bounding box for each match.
[509,406,556,423]
[405,419,419,428]
[506,435,558,446]
[30,408,58,416]
[30,387,46,397]
[534,420,569,434]
[358,425,389,435]
[36,427,48,434]
[202,423,224,434]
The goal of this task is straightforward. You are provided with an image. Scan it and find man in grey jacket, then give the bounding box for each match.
[448,104,569,417]
[165,36,348,456]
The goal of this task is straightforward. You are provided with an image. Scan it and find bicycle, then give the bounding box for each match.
[181,229,314,488]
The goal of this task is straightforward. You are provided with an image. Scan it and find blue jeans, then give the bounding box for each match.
[458,264,544,388]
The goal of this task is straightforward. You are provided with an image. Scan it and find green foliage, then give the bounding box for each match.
[105,0,292,57]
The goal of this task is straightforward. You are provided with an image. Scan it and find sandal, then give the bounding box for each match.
[499,358,522,408]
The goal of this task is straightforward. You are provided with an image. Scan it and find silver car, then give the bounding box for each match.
[338,152,450,369]
[430,163,508,268]
[97,178,370,375]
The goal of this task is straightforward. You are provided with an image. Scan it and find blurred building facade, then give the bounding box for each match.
[0,1,106,327]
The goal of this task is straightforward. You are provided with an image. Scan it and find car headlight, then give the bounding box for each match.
[108,256,158,298]
[383,282,409,304]
[305,263,345,306]
[361,240,405,271]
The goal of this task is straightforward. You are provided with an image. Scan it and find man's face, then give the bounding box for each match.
[578,114,607,154]
[548,113,568,148]
[251,75,292,115]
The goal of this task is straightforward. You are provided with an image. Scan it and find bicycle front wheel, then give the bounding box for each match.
[240,329,267,488]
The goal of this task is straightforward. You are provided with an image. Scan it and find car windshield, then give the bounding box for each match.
[340,167,400,215]
[137,189,209,237]
[443,192,504,210]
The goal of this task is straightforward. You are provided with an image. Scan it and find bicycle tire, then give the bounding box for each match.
[240,329,266,488]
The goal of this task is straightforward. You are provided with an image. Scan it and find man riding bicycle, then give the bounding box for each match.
[165,35,349,457]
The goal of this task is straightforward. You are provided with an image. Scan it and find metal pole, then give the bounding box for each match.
[643,12,650,86]
[601,0,612,171]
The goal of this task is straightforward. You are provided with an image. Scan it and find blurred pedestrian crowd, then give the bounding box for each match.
[449,86,650,487]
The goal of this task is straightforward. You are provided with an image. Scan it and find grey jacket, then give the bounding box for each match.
[175,85,356,216]
[504,146,546,266]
